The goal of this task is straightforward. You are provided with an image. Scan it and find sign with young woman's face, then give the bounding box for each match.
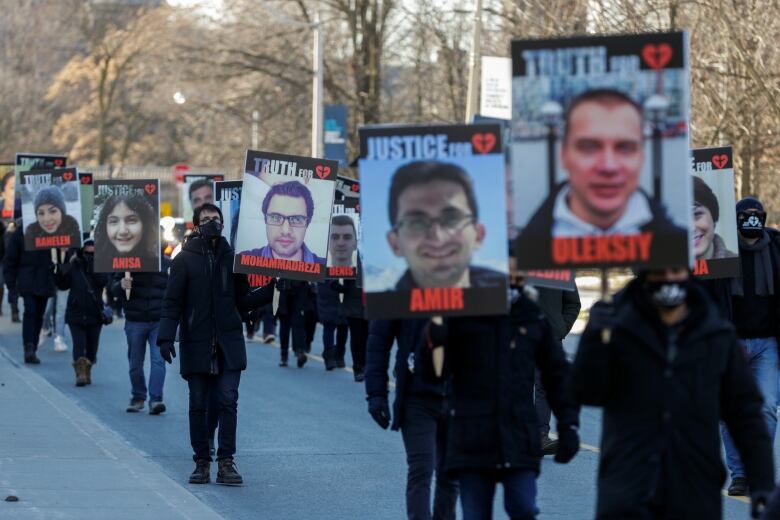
[20,168,83,251]
[14,153,67,221]
[691,146,739,279]
[93,180,161,273]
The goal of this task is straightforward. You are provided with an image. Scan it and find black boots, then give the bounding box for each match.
[279,349,288,367]
[323,348,337,371]
[11,303,20,323]
[216,458,243,486]
[189,459,210,484]
[23,343,39,364]
[296,350,307,368]
[73,357,91,386]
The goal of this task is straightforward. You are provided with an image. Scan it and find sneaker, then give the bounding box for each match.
[53,335,68,352]
[149,401,166,415]
[541,435,558,456]
[189,459,210,484]
[23,344,40,364]
[126,399,145,413]
[727,476,748,496]
[296,352,307,368]
[216,458,243,486]
[336,358,346,369]
[279,351,288,367]
[263,334,276,344]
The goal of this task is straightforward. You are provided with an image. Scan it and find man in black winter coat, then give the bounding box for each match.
[364,318,458,520]
[157,203,274,486]
[3,225,56,363]
[573,268,774,519]
[423,282,580,520]
[111,256,171,415]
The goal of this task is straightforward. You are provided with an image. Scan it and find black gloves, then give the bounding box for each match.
[368,396,391,430]
[751,490,770,519]
[158,341,176,364]
[554,424,580,464]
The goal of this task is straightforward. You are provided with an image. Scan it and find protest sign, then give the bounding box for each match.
[511,32,692,271]
[0,163,14,220]
[14,153,67,220]
[358,123,509,319]
[20,168,82,251]
[180,174,224,224]
[525,269,577,291]
[324,105,349,167]
[233,150,337,282]
[335,175,360,200]
[215,180,242,249]
[327,197,360,279]
[79,172,94,239]
[93,180,161,273]
[691,146,739,279]
[480,56,512,120]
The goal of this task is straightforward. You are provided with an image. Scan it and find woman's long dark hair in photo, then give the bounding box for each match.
[94,194,159,270]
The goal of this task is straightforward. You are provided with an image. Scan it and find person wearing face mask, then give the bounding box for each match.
[573,267,774,519]
[420,258,580,520]
[720,196,780,497]
[53,239,110,386]
[157,203,275,486]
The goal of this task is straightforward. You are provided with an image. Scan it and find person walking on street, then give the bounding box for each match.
[316,280,348,371]
[54,239,110,386]
[365,318,459,520]
[3,224,55,363]
[157,203,274,486]
[422,270,580,520]
[112,256,171,414]
[332,279,367,381]
[532,284,581,455]
[722,196,780,497]
[276,278,309,368]
[573,267,774,518]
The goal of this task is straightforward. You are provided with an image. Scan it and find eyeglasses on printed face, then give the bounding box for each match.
[265,213,309,227]
[393,211,475,238]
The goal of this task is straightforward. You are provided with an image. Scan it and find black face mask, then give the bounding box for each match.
[737,210,766,239]
[644,280,688,309]
[198,220,223,239]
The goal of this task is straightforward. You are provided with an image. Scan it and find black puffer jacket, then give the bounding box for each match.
[426,291,578,475]
[3,225,55,297]
[54,256,110,326]
[573,280,774,519]
[110,257,171,322]
[157,235,274,375]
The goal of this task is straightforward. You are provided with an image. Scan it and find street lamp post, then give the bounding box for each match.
[252,110,259,150]
[540,100,563,196]
[644,94,669,201]
[311,9,324,158]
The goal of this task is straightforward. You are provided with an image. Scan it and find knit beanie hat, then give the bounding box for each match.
[736,196,764,214]
[693,177,719,223]
[33,186,67,215]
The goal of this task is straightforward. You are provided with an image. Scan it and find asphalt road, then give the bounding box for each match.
[0,314,757,519]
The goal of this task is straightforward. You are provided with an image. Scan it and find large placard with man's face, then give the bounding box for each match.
[93,180,161,273]
[233,150,337,282]
[511,32,692,271]
[359,124,509,320]
[20,168,83,251]
[691,146,739,279]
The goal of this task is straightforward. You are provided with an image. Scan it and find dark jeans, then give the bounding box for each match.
[279,314,306,355]
[69,323,102,363]
[534,369,551,437]
[304,309,318,352]
[459,469,537,520]
[22,295,48,347]
[125,320,165,402]
[322,322,348,355]
[346,317,368,371]
[185,355,241,461]
[401,394,458,520]
[262,312,276,336]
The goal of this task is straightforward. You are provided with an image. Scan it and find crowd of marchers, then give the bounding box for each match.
[3,182,780,519]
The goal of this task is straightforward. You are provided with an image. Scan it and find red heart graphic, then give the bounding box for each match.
[144,183,156,195]
[315,165,331,179]
[80,175,91,185]
[54,159,64,167]
[62,171,73,182]
[350,184,359,192]
[711,154,728,169]
[641,43,673,70]
[471,133,497,154]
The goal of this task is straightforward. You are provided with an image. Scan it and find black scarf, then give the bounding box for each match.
[731,231,775,296]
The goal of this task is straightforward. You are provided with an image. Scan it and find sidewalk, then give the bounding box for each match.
[0,346,222,520]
